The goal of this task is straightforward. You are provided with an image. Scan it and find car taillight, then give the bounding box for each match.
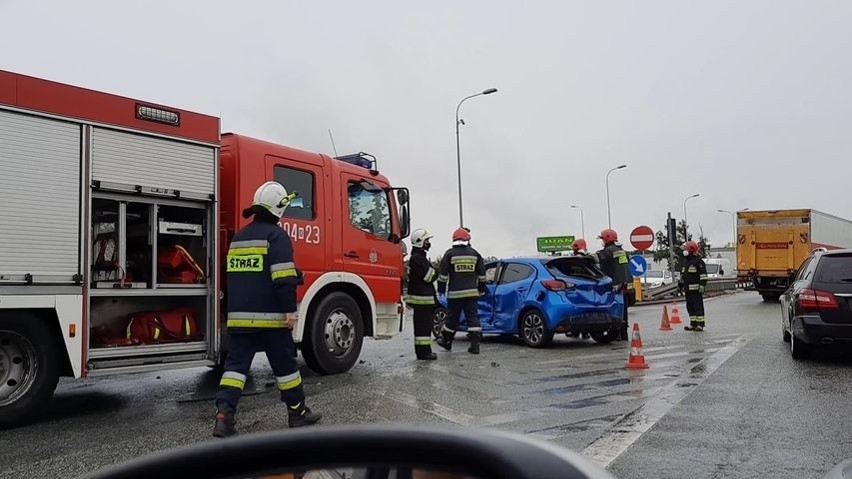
[797,288,840,311]
[542,280,574,291]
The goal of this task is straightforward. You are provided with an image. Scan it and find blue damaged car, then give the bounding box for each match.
[434,256,624,347]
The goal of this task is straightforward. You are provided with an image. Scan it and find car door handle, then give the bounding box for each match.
[344,251,359,258]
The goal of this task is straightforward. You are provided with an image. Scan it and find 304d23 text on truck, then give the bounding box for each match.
[0,70,410,427]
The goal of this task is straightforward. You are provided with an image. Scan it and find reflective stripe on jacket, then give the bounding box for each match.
[226,220,299,330]
[594,243,630,285]
[438,245,486,299]
[681,255,708,291]
[405,248,437,306]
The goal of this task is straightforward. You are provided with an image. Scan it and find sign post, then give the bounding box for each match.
[628,254,648,302]
[630,226,655,303]
[536,236,576,254]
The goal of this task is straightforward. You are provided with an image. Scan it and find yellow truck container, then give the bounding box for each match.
[737,209,852,300]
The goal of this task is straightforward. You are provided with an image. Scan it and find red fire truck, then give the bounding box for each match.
[0,71,410,427]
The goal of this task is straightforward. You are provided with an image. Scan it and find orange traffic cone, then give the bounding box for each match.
[659,305,672,331]
[670,302,683,324]
[625,323,650,369]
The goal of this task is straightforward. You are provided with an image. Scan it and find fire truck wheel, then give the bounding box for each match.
[0,314,60,429]
[302,292,364,375]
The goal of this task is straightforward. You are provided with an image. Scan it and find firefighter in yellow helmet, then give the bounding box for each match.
[404,228,438,360]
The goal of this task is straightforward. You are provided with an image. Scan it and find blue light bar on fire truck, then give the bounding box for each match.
[335,152,378,172]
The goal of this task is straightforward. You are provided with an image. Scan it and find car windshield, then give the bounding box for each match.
[705,264,721,274]
[645,271,664,278]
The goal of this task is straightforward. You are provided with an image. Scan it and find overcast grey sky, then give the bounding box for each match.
[2,1,851,258]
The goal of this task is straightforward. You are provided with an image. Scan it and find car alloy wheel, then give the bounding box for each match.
[520,310,552,348]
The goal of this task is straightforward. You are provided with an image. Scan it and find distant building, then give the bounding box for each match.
[640,246,736,271]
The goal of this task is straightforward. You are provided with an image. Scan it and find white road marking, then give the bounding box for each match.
[580,333,756,468]
[374,388,476,425]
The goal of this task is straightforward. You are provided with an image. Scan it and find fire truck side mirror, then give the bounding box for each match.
[399,203,410,239]
[397,189,409,205]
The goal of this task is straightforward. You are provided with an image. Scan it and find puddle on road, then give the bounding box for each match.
[542,378,633,395]
[549,387,663,410]
[537,367,623,382]
[690,363,708,377]
[526,413,624,436]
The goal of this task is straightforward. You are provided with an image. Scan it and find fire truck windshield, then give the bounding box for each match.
[348,182,393,239]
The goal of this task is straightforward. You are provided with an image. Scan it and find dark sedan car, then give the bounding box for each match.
[780,248,852,359]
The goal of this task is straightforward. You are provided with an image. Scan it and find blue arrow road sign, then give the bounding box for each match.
[628,255,648,276]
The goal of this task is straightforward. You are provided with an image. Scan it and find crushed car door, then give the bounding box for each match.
[491,263,536,331]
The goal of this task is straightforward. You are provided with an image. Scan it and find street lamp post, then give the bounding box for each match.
[455,87,498,227]
[605,165,627,228]
[717,208,748,247]
[683,193,700,239]
[570,205,585,239]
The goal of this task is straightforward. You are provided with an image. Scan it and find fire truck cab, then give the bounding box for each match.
[219,133,410,374]
[0,70,409,428]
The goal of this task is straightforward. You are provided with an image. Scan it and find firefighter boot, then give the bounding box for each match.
[437,330,454,351]
[289,406,322,428]
[468,332,481,355]
[684,321,697,331]
[212,401,237,438]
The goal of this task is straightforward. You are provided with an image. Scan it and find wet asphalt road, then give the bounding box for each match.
[1,292,850,478]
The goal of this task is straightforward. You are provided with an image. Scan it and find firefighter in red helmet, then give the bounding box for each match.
[568,238,593,339]
[681,241,708,331]
[436,228,487,354]
[588,229,631,341]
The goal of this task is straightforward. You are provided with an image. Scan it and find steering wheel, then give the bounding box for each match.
[83,424,614,479]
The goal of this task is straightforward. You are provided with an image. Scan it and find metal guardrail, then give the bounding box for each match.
[642,277,741,301]
[643,282,679,301]
[706,278,737,292]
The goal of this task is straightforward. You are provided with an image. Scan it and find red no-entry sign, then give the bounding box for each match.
[630,226,655,250]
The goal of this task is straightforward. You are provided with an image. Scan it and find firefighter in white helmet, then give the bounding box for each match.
[404,228,438,360]
[214,181,321,437]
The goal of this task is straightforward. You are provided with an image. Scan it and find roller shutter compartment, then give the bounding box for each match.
[0,110,82,283]
[91,127,215,197]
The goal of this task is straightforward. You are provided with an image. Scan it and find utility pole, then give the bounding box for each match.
[667,212,677,277]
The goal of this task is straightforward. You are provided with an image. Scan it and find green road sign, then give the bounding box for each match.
[536,235,576,252]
